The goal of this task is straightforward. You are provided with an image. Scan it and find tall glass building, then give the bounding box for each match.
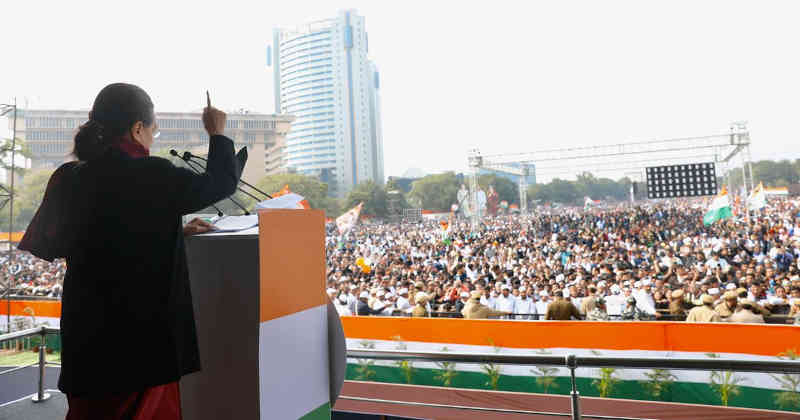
[270,9,384,196]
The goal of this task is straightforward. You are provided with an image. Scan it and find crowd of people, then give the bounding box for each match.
[327,198,800,325]
[1,250,65,298]
[5,196,800,325]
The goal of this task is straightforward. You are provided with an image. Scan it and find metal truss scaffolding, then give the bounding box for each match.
[467,122,753,228]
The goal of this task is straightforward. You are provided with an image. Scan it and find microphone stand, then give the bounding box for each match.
[184,151,272,199]
[170,149,250,216]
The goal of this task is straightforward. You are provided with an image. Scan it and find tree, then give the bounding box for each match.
[344,181,388,218]
[0,168,54,231]
[407,172,461,211]
[0,137,32,177]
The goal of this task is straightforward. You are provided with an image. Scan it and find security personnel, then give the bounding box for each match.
[621,296,646,320]
[669,289,687,316]
[411,294,430,318]
[685,294,722,323]
[730,300,765,323]
[462,291,511,319]
[586,297,609,321]
[714,291,739,320]
[545,289,581,320]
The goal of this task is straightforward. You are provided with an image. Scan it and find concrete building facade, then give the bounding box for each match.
[270,9,384,196]
[9,109,293,183]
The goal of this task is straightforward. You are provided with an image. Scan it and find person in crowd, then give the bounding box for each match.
[686,295,723,323]
[621,296,646,320]
[546,289,581,320]
[411,294,430,317]
[462,291,511,319]
[730,300,765,323]
[514,288,536,320]
[586,297,609,321]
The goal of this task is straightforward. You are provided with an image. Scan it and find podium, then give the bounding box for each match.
[181,210,331,420]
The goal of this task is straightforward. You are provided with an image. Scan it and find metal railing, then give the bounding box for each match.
[346,348,800,420]
[0,326,60,403]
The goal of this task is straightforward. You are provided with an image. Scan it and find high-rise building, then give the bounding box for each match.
[270,9,385,196]
[10,109,293,183]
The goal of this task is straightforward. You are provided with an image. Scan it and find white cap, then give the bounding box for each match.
[539,290,549,297]
[708,288,720,295]
[349,285,358,290]
[519,287,527,292]
[634,281,641,288]
[642,279,652,287]
[597,281,607,288]
[359,291,369,299]
[398,288,409,295]
[373,301,386,310]
[501,285,510,290]
[326,288,337,295]
[610,284,621,294]
[563,289,571,298]
[725,283,737,290]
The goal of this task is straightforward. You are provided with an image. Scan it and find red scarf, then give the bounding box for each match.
[115,138,150,158]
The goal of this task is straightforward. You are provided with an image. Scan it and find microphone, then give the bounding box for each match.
[182,150,272,199]
[170,149,250,216]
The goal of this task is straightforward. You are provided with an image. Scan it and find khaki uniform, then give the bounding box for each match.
[411,305,428,318]
[730,309,764,323]
[545,299,581,320]
[669,300,686,316]
[714,302,736,319]
[686,305,722,323]
[580,296,596,315]
[461,299,509,319]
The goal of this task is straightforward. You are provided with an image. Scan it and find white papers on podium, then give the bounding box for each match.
[211,215,259,233]
[253,193,305,210]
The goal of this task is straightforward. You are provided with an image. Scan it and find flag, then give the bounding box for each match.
[336,202,363,234]
[703,187,733,226]
[272,184,310,209]
[584,196,600,209]
[747,182,767,211]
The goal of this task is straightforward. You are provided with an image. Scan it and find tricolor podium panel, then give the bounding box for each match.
[181,209,330,420]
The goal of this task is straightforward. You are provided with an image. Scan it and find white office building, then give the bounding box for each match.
[270,9,384,196]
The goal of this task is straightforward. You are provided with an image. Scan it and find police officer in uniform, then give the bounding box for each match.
[462,291,511,319]
[686,294,722,323]
[586,297,609,321]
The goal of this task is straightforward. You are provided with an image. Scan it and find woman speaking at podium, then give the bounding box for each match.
[19,83,240,419]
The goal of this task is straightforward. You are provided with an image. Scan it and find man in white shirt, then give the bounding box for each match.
[514,287,536,320]
[495,285,516,317]
[535,291,551,316]
[395,288,412,313]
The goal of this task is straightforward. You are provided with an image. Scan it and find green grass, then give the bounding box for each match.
[0,350,61,367]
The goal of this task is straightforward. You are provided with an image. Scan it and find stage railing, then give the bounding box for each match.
[0,325,60,403]
[346,348,800,420]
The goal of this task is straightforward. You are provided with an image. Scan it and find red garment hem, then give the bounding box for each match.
[66,381,181,420]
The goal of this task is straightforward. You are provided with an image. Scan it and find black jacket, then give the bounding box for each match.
[20,135,239,396]
[356,300,383,316]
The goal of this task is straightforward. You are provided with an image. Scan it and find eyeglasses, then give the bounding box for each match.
[153,130,161,139]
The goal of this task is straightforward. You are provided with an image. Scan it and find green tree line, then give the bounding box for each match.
[3,158,800,231]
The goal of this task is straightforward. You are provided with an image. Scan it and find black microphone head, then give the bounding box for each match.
[169,149,179,157]
[182,152,192,161]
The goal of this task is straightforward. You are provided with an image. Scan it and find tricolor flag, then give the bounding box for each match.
[273,184,311,209]
[747,182,767,211]
[703,187,733,226]
[584,196,600,209]
[336,202,363,234]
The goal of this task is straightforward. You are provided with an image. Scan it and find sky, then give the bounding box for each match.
[1,0,799,182]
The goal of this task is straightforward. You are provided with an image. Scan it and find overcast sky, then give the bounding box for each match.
[1,0,798,181]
